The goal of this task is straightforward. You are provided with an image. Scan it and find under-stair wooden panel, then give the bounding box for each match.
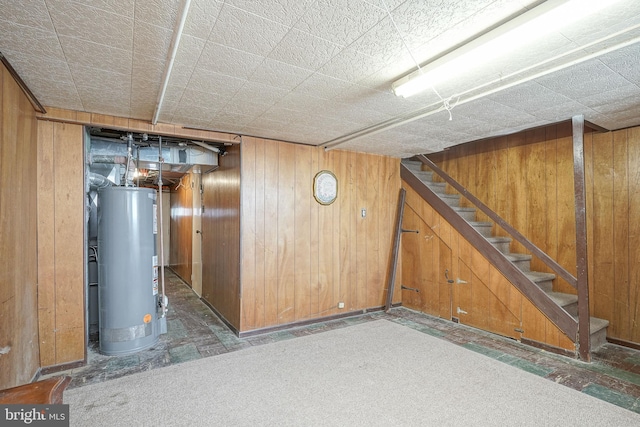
[402,159,608,352]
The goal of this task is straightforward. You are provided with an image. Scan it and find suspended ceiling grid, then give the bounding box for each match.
[1,0,640,157]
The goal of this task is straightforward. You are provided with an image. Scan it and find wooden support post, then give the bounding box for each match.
[573,114,591,361]
[385,188,406,313]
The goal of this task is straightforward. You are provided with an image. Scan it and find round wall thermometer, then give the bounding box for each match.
[313,170,338,205]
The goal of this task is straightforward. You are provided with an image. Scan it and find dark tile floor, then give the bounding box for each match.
[50,269,640,414]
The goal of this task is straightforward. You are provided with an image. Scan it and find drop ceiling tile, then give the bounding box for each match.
[270,94,343,119]
[81,99,131,118]
[132,56,165,89]
[177,88,231,110]
[73,0,135,16]
[0,20,65,61]
[536,59,632,99]
[167,35,207,88]
[208,4,290,57]
[245,116,289,132]
[579,84,640,115]
[361,0,405,11]
[172,105,220,124]
[59,35,132,75]
[184,0,224,38]
[329,103,393,126]
[224,100,271,117]
[226,0,314,26]
[135,0,180,29]
[70,64,130,96]
[599,43,640,85]
[230,81,289,106]
[488,82,573,112]
[130,104,155,121]
[560,2,640,46]
[197,41,264,80]
[390,0,491,52]
[133,22,173,60]
[453,98,538,129]
[258,106,312,125]
[187,67,246,97]
[292,74,353,100]
[47,0,133,50]
[529,100,594,122]
[1,50,72,86]
[318,45,386,83]
[351,16,404,62]
[268,28,342,71]
[209,110,254,127]
[28,79,82,109]
[402,1,531,66]
[0,0,54,31]
[76,83,130,105]
[334,85,420,116]
[294,0,386,47]
[247,59,313,91]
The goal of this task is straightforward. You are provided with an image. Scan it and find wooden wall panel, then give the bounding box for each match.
[555,124,577,294]
[239,137,401,332]
[202,145,241,329]
[170,172,193,285]
[431,124,577,295]
[584,126,640,344]
[628,127,640,343]
[430,123,640,347]
[590,131,615,333]
[36,121,85,368]
[0,62,40,388]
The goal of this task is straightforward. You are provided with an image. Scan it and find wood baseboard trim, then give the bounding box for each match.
[521,337,577,358]
[40,360,85,376]
[237,304,398,338]
[606,337,640,351]
[199,298,240,336]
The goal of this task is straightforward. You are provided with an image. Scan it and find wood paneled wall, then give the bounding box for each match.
[402,183,575,351]
[202,145,241,329]
[586,127,640,344]
[170,173,193,285]
[240,137,401,332]
[429,123,640,347]
[0,62,40,389]
[37,120,85,367]
[430,123,577,295]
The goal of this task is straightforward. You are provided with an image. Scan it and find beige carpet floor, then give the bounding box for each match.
[65,319,640,426]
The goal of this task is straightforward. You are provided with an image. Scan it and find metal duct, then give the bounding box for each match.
[88,172,113,190]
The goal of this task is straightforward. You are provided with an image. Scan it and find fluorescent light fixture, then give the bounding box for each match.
[392,0,623,98]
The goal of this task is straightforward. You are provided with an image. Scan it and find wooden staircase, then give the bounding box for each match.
[403,159,609,351]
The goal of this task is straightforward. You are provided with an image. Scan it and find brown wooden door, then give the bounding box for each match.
[451,240,522,340]
[401,206,452,320]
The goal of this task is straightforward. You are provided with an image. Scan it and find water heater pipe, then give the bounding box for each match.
[158,136,167,317]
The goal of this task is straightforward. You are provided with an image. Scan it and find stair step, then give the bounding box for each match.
[487,236,511,254]
[425,182,447,193]
[524,271,555,292]
[570,316,610,350]
[402,160,423,170]
[504,253,532,272]
[547,291,578,309]
[452,207,476,221]
[469,221,493,237]
[439,194,460,207]
[413,170,434,181]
